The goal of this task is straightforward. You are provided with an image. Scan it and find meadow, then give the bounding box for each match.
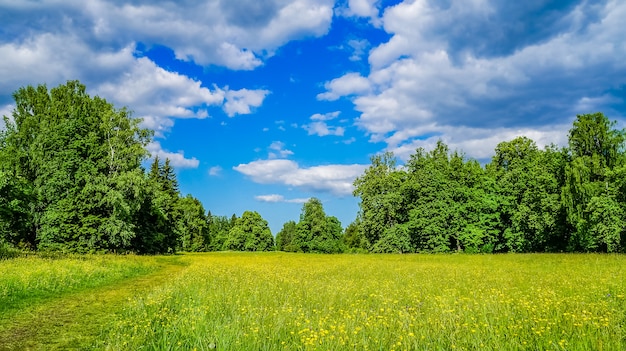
[1,253,625,350]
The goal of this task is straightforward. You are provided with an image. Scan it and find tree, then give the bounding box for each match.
[353,152,406,248]
[487,137,565,252]
[343,219,369,252]
[0,81,152,252]
[276,220,298,252]
[206,213,235,251]
[562,113,625,251]
[224,211,274,251]
[294,198,344,253]
[176,195,209,252]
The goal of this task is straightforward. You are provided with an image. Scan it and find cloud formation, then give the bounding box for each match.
[147,141,199,169]
[268,141,294,159]
[320,0,626,160]
[303,111,345,137]
[234,159,367,196]
[255,194,310,203]
[0,0,334,70]
[208,166,223,177]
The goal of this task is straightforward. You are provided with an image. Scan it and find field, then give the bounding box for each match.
[0,253,624,350]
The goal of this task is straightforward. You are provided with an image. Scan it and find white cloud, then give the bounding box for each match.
[321,0,626,160]
[96,56,226,133]
[223,88,270,117]
[303,121,345,137]
[234,159,367,196]
[304,111,345,137]
[2,0,334,71]
[317,72,371,101]
[347,38,371,61]
[268,141,294,159]
[310,111,341,121]
[147,141,199,169]
[255,194,309,203]
[0,32,270,135]
[208,166,223,176]
[339,0,382,27]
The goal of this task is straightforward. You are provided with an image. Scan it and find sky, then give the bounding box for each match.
[1,0,625,234]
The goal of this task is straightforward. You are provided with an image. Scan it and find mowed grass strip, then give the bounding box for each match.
[100,253,626,351]
[0,255,186,350]
[0,254,160,315]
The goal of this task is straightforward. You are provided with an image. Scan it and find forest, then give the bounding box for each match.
[1,81,625,254]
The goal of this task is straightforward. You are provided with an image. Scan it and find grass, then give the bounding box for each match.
[0,254,185,350]
[0,253,161,315]
[0,253,624,350]
[98,253,625,351]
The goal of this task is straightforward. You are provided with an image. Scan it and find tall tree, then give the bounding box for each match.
[353,152,406,248]
[176,195,209,252]
[562,113,625,251]
[224,211,274,251]
[276,220,298,252]
[487,137,565,252]
[0,81,151,252]
[294,198,344,253]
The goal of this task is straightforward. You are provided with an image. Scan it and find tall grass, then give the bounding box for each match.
[0,254,160,314]
[101,253,626,350]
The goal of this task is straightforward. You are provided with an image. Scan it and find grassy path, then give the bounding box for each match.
[0,256,188,351]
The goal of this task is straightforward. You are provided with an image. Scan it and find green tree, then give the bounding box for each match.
[562,113,625,251]
[224,211,274,251]
[487,137,566,252]
[176,195,209,252]
[276,220,298,252]
[353,152,406,248]
[206,213,235,251]
[343,219,369,252]
[294,198,343,253]
[0,81,151,252]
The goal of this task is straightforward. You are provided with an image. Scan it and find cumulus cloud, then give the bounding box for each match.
[304,122,345,137]
[310,111,341,121]
[0,0,326,135]
[347,38,371,61]
[147,141,199,169]
[234,159,367,196]
[223,88,270,117]
[320,0,626,160]
[339,0,382,26]
[303,111,345,137]
[268,141,294,159]
[255,194,309,203]
[317,72,371,101]
[208,166,223,176]
[0,0,334,70]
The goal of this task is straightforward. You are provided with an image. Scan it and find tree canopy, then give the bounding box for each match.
[351,113,626,253]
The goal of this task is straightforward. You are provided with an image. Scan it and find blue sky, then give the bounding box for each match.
[1,0,625,234]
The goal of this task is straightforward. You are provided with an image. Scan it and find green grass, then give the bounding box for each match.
[0,253,624,350]
[0,253,161,314]
[100,253,625,351]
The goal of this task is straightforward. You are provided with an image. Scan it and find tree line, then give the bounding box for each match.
[0,81,342,255]
[349,112,626,253]
[2,81,625,254]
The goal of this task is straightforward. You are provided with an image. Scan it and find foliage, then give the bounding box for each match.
[354,113,626,253]
[223,211,274,251]
[342,219,369,252]
[291,198,344,253]
[0,81,154,252]
[275,220,298,252]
